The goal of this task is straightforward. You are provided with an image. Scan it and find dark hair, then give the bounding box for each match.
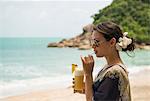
[93,21,135,52]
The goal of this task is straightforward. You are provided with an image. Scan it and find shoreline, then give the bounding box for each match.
[1,68,150,101]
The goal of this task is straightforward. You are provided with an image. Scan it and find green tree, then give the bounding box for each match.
[92,0,150,44]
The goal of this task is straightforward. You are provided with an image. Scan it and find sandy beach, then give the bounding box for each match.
[1,70,150,101]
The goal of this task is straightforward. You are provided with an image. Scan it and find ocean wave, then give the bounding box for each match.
[92,65,150,77]
[0,75,72,99]
[0,62,150,99]
[0,63,63,82]
[128,65,150,75]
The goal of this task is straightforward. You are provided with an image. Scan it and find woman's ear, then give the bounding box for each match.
[109,38,116,47]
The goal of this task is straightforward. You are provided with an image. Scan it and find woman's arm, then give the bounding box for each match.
[81,55,94,101]
[85,74,93,101]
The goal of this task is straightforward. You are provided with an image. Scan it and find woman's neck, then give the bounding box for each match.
[105,51,123,66]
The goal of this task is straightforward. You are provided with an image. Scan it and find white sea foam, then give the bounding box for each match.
[0,75,72,99]
[128,65,150,75]
[92,65,150,77]
[0,64,150,99]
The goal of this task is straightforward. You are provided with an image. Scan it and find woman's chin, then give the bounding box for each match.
[96,54,102,57]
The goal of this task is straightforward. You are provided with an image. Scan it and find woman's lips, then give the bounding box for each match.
[93,49,97,54]
[94,50,97,54]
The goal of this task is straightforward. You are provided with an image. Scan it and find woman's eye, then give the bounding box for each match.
[95,40,100,44]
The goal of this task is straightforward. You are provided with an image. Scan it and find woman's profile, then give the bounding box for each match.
[81,21,134,101]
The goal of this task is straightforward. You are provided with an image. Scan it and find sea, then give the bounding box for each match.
[0,37,150,98]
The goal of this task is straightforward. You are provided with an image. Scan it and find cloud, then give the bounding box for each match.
[71,8,89,15]
[0,0,113,37]
[38,10,48,20]
[1,0,108,1]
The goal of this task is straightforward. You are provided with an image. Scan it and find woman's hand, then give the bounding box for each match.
[81,55,94,76]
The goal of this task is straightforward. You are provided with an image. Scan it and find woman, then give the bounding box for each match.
[81,21,134,101]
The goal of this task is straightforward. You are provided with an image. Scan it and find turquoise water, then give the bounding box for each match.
[0,37,150,98]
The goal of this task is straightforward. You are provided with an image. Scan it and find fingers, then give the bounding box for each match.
[88,55,94,62]
[91,55,94,61]
[84,56,89,62]
[85,55,94,63]
[80,56,85,63]
[81,56,91,64]
[81,56,89,62]
[88,55,92,61]
[81,55,94,70]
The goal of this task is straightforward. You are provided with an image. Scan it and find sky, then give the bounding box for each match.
[0,0,113,38]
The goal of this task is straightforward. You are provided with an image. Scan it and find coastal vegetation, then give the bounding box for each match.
[92,0,150,44]
[48,0,150,50]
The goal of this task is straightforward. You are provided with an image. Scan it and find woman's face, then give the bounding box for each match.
[91,31,110,57]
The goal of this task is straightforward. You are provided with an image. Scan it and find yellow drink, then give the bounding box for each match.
[74,69,84,90]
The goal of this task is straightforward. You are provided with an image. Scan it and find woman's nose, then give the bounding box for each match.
[92,45,96,49]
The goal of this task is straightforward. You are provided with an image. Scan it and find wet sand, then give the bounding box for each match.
[1,70,150,101]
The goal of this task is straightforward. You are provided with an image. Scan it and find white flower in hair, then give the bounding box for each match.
[116,32,132,51]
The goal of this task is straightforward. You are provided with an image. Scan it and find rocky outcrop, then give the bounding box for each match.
[47,33,92,50]
[47,24,150,50]
[47,24,94,50]
[135,44,150,50]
